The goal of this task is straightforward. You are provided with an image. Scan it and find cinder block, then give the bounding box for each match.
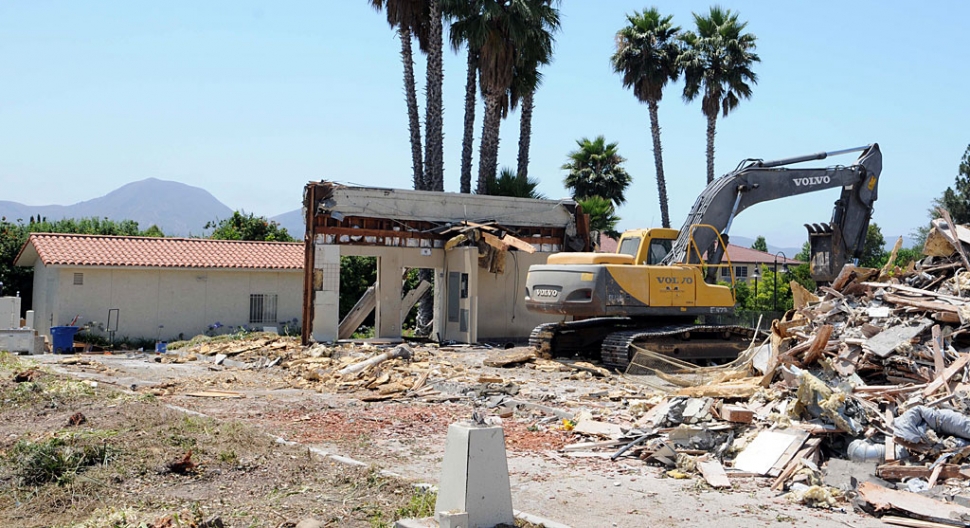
[438,510,469,528]
[435,423,514,528]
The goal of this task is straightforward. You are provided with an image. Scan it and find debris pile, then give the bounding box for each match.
[552,221,970,525]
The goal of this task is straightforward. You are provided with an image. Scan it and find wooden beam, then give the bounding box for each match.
[400,280,431,325]
[338,285,376,339]
[923,353,970,397]
[502,233,537,254]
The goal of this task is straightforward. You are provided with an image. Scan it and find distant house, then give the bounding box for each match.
[597,236,800,283]
[14,234,303,342]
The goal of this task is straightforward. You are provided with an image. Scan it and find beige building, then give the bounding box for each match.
[15,234,304,342]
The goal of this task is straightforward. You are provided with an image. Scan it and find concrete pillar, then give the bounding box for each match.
[311,244,340,342]
[375,253,403,339]
[435,423,514,528]
[25,310,34,330]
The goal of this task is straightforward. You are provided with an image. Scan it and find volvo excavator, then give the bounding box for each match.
[524,143,883,369]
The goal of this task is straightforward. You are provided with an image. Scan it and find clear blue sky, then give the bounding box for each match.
[2,2,967,248]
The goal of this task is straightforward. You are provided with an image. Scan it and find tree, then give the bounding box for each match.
[205,212,295,242]
[370,0,429,190]
[450,0,560,193]
[562,136,632,206]
[512,0,560,184]
[938,144,970,224]
[485,167,545,198]
[611,8,681,228]
[679,6,760,184]
[578,196,621,244]
[751,235,767,252]
[423,0,445,191]
[859,223,886,268]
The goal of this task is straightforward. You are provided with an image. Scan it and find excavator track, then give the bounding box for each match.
[600,324,759,370]
[530,320,761,370]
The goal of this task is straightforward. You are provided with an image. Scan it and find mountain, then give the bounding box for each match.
[0,178,234,236]
[728,235,804,261]
[271,209,304,238]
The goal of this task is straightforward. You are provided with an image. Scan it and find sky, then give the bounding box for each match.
[2,1,968,249]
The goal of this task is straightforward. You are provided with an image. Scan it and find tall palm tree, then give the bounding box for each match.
[679,6,759,184]
[370,0,429,190]
[450,0,560,194]
[423,0,445,191]
[562,136,632,206]
[578,195,622,245]
[611,8,680,228]
[485,167,545,198]
[512,1,560,183]
[444,0,480,194]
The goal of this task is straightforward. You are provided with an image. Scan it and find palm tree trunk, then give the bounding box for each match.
[459,49,478,194]
[477,92,503,194]
[400,27,424,190]
[516,89,534,180]
[423,0,444,192]
[705,111,717,184]
[648,100,670,228]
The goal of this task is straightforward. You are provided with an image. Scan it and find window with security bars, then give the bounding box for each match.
[249,294,278,324]
[735,266,748,278]
[74,273,84,285]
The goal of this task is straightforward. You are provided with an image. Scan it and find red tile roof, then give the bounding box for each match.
[723,244,801,265]
[15,233,304,270]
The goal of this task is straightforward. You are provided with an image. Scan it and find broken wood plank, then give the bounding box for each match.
[884,294,963,315]
[770,438,821,491]
[338,285,376,339]
[483,349,535,367]
[501,233,537,254]
[400,280,431,325]
[481,231,510,251]
[881,516,964,528]
[802,324,834,364]
[876,463,965,481]
[697,458,732,488]
[733,429,809,476]
[923,353,970,397]
[931,325,945,377]
[858,481,970,525]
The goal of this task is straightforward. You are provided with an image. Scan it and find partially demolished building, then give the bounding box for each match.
[300,182,589,345]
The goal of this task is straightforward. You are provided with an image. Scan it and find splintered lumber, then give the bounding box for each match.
[338,285,376,339]
[697,458,732,488]
[873,463,968,482]
[501,233,537,253]
[858,481,970,525]
[923,353,970,397]
[675,378,760,398]
[883,294,963,315]
[931,325,945,376]
[483,349,535,367]
[337,344,413,376]
[400,280,431,325]
[482,231,510,251]
[882,516,964,528]
[770,438,822,491]
[802,324,834,364]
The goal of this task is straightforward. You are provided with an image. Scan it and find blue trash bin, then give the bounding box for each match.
[51,326,80,354]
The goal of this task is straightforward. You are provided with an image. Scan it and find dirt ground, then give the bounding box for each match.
[9,342,888,528]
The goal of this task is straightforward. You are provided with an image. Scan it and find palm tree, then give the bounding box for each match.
[562,136,632,206]
[611,8,680,228]
[679,6,760,184]
[512,2,560,183]
[423,0,445,191]
[444,0,480,194]
[485,167,545,198]
[577,196,622,247]
[370,0,429,190]
[450,0,560,194]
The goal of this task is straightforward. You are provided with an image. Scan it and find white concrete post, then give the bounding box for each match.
[311,244,340,342]
[435,423,514,528]
[375,253,403,339]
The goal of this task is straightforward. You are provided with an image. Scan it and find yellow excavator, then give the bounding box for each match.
[524,144,883,369]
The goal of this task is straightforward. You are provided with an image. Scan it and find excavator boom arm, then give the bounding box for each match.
[661,143,882,283]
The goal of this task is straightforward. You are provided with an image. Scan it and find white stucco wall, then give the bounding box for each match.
[31,265,302,341]
[475,251,560,341]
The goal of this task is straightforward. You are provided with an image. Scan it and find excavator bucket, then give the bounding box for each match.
[805,223,846,284]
